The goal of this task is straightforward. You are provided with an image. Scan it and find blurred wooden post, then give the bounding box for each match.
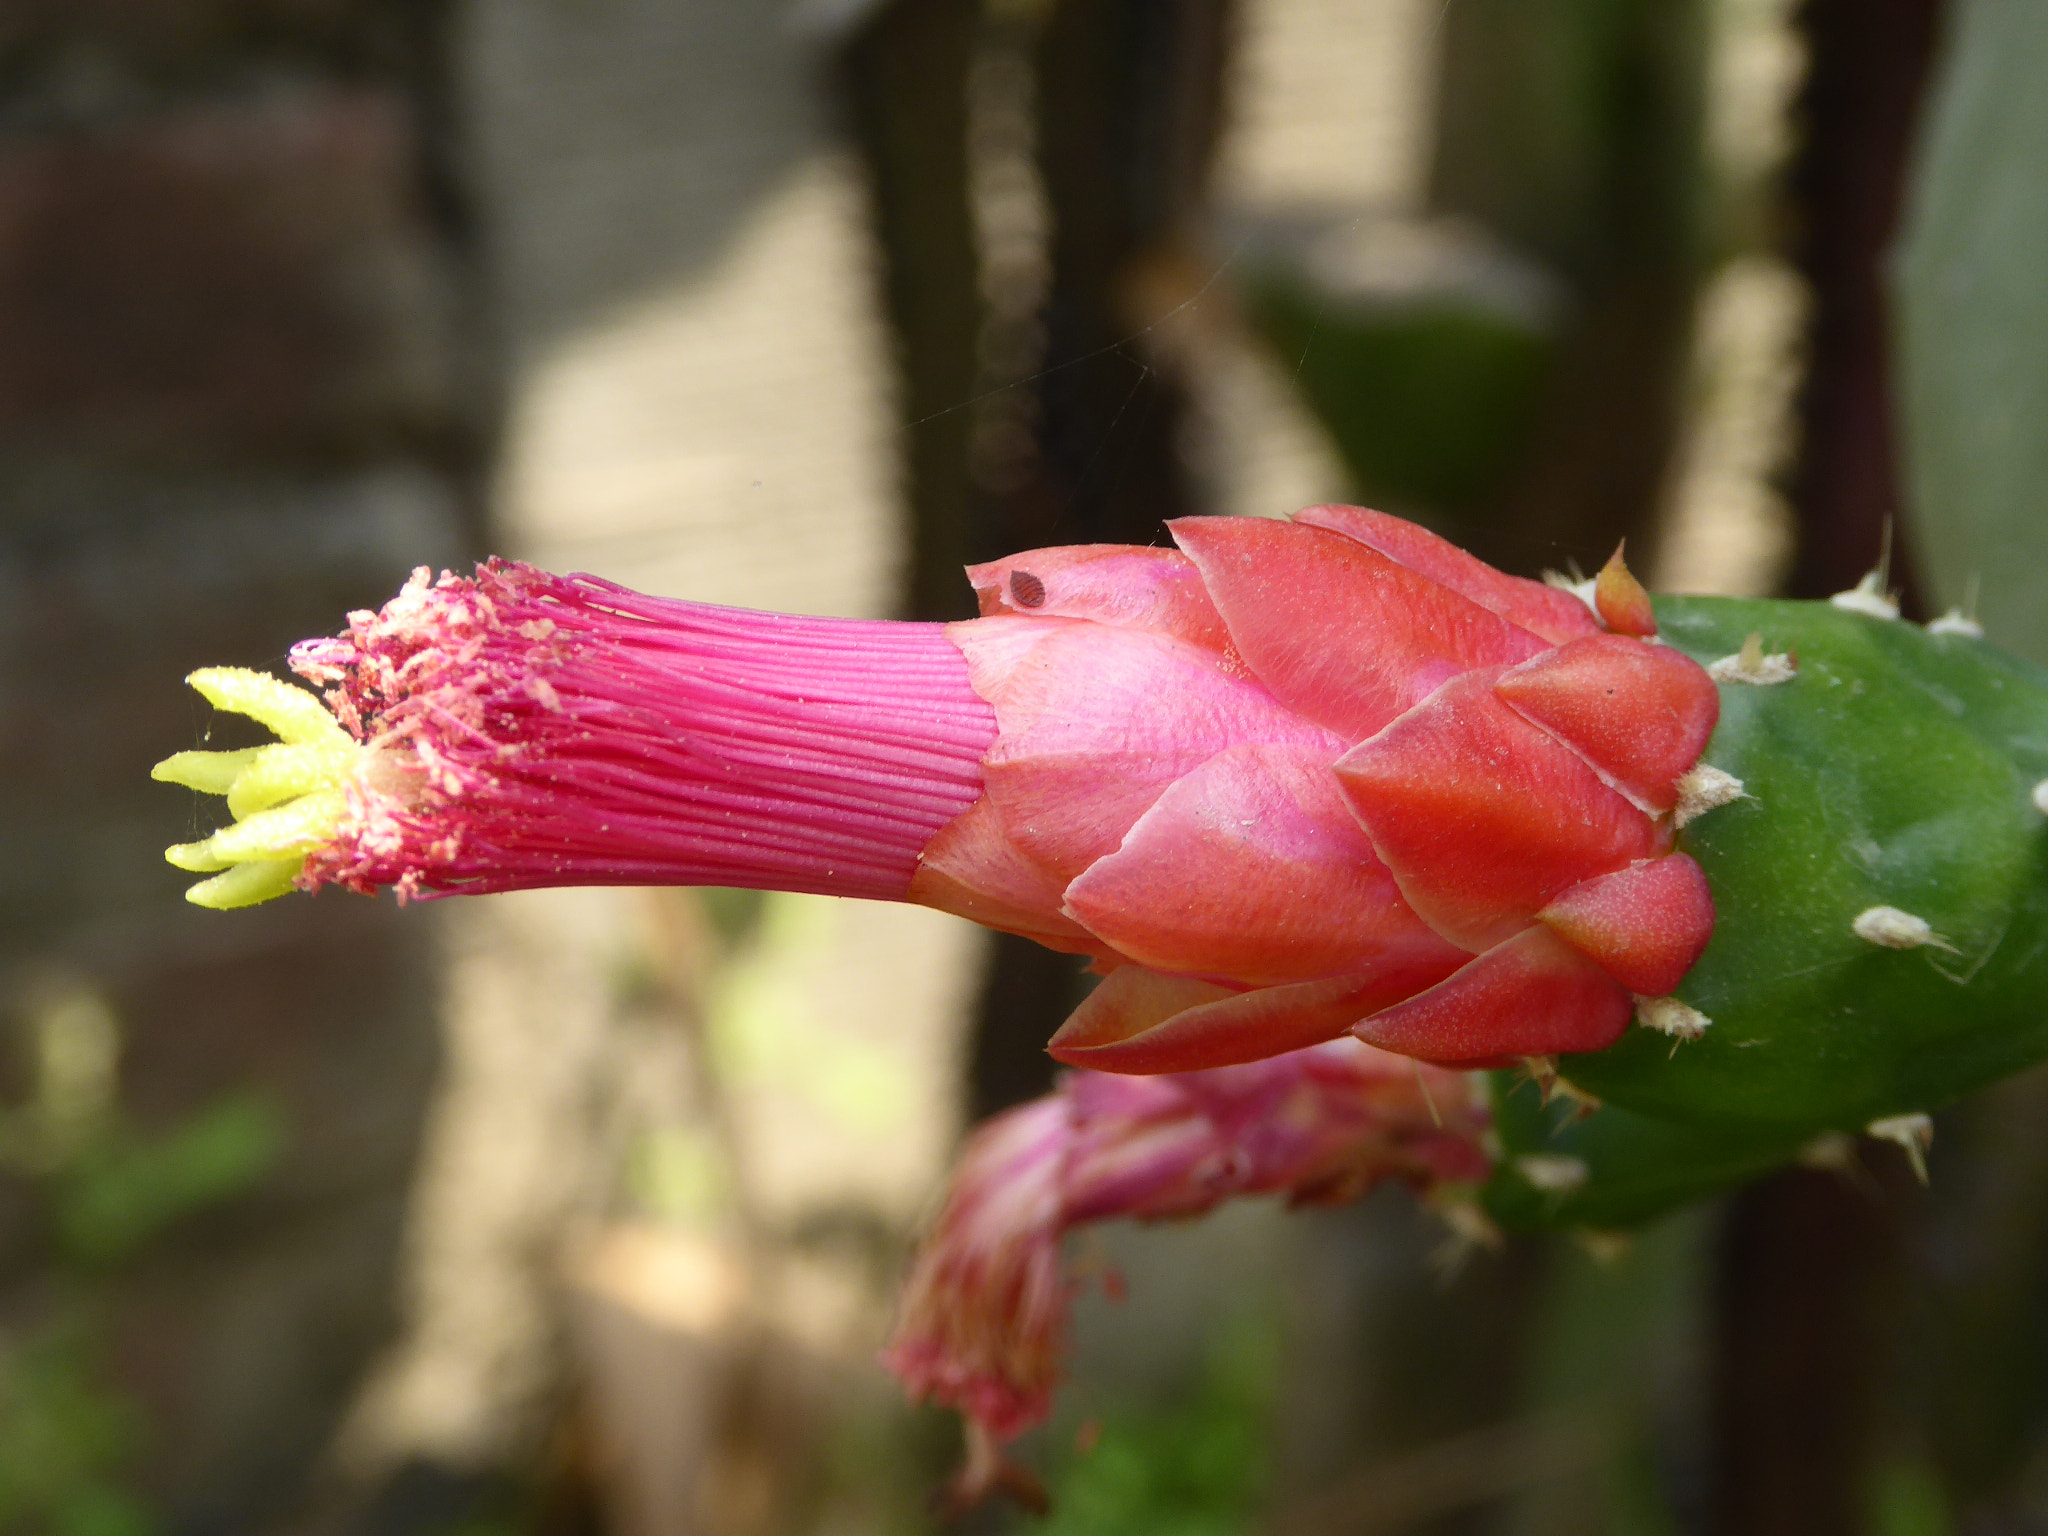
[840,0,1236,1117]
[1711,1165,1911,1536]
[1020,0,1232,553]
[1780,0,1944,614]
[837,0,986,624]
[1709,9,1945,1532]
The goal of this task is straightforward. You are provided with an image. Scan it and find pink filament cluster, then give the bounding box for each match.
[288,561,997,901]
[882,1039,1490,1455]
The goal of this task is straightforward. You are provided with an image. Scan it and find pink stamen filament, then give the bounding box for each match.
[292,563,996,902]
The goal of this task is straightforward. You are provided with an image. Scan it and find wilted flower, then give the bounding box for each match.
[880,1036,1491,1509]
[157,507,1724,1073]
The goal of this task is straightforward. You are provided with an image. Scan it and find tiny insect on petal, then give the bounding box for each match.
[965,544,1234,654]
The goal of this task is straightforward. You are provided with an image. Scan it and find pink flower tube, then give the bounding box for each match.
[157,506,1723,1073]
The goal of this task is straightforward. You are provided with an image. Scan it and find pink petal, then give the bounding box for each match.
[1494,634,1720,813]
[1063,742,1469,986]
[1293,503,1602,645]
[1334,670,1670,952]
[1538,853,1715,997]
[1047,966,1462,1075]
[948,613,1085,706]
[1046,966,1237,1053]
[966,545,1235,654]
[964,621,1343,881]
[1171,516,1548,743]
[1351,924,1634,1065]
[910,797,1113,957]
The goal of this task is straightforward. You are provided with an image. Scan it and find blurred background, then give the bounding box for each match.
[1,0,2044,1531]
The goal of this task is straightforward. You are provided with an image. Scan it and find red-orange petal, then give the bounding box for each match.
[1494,634,1721,812]
[1063,742,1469,986]
[1351,924,1633,1065]
[1334,670,1670,952]
[1593,544,1657,638]
[1537,853,1714,997]
[969,622,1343,882]
[1171,516,1548,743]
[966,545,1235,654]
[1049,967,1453,1075]
[909,797,1111,958]
[1045,967,1237,1056]
[1293,503,1602,645]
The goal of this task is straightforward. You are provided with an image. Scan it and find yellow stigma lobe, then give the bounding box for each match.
[153,667,357,909]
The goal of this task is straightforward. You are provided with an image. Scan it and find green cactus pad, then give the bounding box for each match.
[1488,594,2048,1229]
[1483,1077,1809,1234]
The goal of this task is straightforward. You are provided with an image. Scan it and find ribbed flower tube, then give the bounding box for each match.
[159,561,995,906]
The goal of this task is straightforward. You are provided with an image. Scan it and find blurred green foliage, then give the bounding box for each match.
[1238,0,1709,573]
[1241,249,1557,516]
[1029,1318,1277,1536]
[0,982,281,1534]
[0,1318,152,1536]
[57,1094,281,1271]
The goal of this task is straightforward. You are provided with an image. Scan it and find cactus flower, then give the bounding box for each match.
[155,503,2048,1492]
[155,508,1724,1076]
[881,1037,1490,1507]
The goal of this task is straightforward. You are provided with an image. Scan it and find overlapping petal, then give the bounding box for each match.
[1496,635,1720,813]
[1537,853,1715,997]
[907,797,1110,956]
[1334,670,1672,952]
[955,619,1342,881]
[1292,503,1602,645]
[1046,964,1464,1074]
[1062,742,1467,985]
[1170,515,1550,741]
[924,506,1726,1082]
[1350,923,1634,1065]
